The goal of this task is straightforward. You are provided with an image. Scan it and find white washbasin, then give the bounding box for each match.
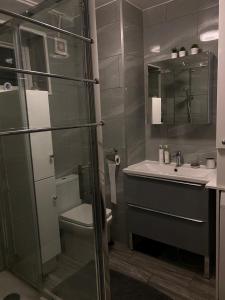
[123,160,216,184]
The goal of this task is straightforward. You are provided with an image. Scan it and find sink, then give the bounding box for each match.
[123,160,216,184]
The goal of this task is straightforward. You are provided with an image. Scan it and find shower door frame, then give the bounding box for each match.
[0,1,111,299]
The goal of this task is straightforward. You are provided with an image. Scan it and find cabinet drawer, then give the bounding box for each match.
[124,175,209,221]
[128,205,209,256]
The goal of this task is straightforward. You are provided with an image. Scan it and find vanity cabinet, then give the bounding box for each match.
[124,174,215,278]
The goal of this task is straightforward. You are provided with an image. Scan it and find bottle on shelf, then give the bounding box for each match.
[159,145,164,164]
[171,48,178,59]
[179,47,187,57]
[164,145,170,164]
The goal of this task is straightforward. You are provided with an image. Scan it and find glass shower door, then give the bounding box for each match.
[0,1,109,299]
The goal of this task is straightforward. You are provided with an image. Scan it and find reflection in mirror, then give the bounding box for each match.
[148,51,213,125]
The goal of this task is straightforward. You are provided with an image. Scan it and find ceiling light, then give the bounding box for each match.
[150,45,161,53]
[16,0,38,7]
[200,30,219,42]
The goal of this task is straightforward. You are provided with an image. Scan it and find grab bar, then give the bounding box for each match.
[0,65,98,84]
[0,8,92,43]
[128,203,206,223]
[0,121,104,137]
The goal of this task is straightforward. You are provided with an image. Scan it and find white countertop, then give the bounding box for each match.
[206,176,225,191]
[123,160,217,188]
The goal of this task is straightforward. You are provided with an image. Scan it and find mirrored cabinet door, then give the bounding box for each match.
[148,52,213,125]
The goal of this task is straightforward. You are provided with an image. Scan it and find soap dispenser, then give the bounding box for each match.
[164,145,170,164]
[159,145,164,164]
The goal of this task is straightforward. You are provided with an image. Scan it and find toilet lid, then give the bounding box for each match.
[60,203,112,227]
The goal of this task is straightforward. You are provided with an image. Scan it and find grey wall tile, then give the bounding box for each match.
[124,55,144,87]
[143,5,166,27]
[123,0,143,26]
[125,86,145,112]
[103,115,126,149]
[101,88,124,119]
[124,24,144,56]
[96,0,120,28]
[127,139,146,165]
[97,0,146,245]
[166,0,198,21]
[97,22,122,59]
[197,0,218,10]
[144,14,198,57]
[99,55,123,89]
[124,2,145,167]
[126,105,145,147]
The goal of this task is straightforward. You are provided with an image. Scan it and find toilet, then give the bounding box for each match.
[56,174,112,265]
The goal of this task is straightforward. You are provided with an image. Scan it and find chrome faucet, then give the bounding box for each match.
[175,151,183,167]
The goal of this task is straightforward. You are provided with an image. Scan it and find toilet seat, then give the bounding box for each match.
[60,203,112,228]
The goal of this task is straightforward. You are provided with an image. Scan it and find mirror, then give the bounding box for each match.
[148,51,213,125]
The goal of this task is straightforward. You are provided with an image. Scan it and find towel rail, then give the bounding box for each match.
[0,8,92,43]
[0,121,104,137]
[0,65,98,84]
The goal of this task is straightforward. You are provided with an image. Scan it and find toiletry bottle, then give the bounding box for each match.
[159,145,164,164]
[171,48,178,59]
[179,47,187,57]
[190,44,200,55]
[164,145,170,164]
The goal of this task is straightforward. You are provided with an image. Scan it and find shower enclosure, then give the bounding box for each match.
[0,0,109,299]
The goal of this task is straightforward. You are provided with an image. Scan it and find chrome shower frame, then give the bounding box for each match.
[0,1,110,299]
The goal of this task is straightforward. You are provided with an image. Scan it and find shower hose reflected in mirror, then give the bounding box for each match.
[184,87,194,123]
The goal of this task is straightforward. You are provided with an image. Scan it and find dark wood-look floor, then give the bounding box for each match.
[109,243,216,300]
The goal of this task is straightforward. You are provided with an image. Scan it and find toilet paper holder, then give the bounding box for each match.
[105,148,121,166]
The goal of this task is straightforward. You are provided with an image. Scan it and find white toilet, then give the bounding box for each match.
[56,174,112,265]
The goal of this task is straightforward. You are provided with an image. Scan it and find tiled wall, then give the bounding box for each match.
[144,0,218,163]
[123,1,145,166]
[96,0,219,244]
[32,1,92,180]
[97,0,126,243]
[96,0,145,244]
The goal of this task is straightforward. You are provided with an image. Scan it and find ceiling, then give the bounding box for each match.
[0,0,80,23]
[0,0,44,12]
[0,0,174,19]
[125,0,172,10]
[95,0,172,10]
[0,0,44,21]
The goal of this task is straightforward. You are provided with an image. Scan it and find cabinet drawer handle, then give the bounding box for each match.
[128,203,206,223]
[126,174,204,187]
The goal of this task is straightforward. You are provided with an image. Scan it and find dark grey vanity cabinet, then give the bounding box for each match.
[124,174,216,277]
